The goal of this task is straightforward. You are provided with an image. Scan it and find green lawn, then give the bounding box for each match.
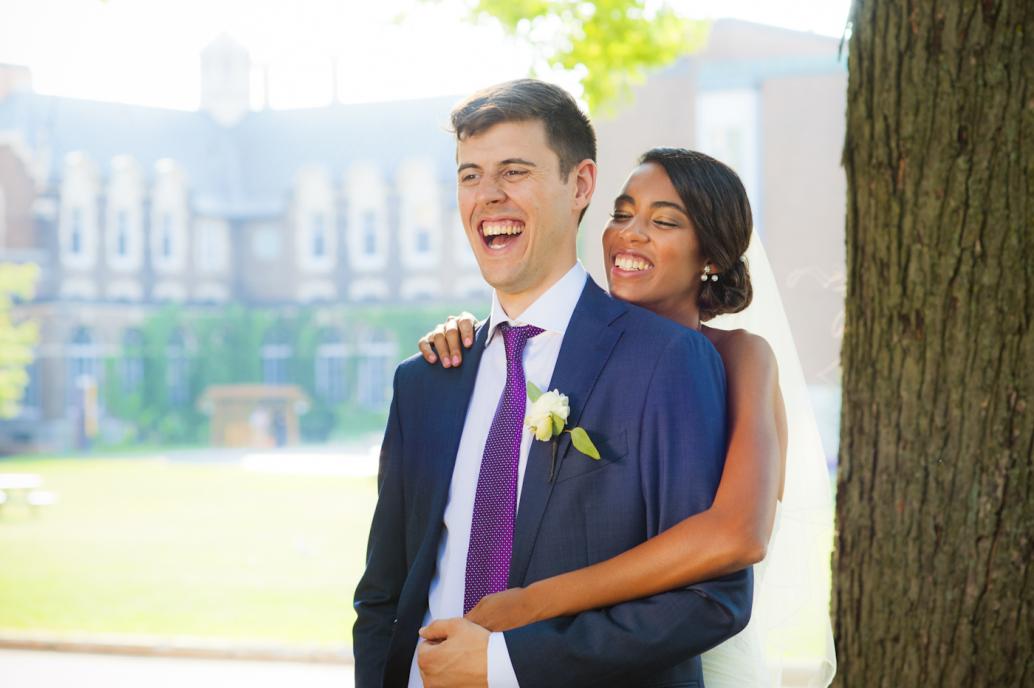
[0,455,835,664]
[0,457,377,647]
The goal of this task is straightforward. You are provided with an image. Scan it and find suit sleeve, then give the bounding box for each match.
[353,368,408,688]
[503,333,753,687]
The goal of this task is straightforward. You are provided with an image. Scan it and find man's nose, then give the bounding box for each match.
[475,176,506,205]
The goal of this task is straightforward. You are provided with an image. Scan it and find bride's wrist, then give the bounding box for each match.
[522,581,555,622]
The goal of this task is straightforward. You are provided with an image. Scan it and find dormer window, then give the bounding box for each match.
[363,210,377,256]
[396,158,441,269]
[116,210,129,257]
[161,212,174,259]
[70,208,83,255]
[415,227,431,255]
[311,213,326,258]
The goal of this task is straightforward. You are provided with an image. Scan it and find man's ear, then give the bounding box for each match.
[572,159,597,212]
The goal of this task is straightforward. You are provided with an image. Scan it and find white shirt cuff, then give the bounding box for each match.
[487,631,520,688]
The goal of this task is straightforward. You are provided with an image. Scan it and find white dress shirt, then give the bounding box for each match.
[407,262,587,688]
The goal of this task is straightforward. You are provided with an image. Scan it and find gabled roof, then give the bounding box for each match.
[0,91,460,218]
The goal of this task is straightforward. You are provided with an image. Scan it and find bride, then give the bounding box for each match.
[418,148,836,686]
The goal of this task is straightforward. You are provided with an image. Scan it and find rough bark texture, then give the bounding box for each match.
[835,1,1033,686]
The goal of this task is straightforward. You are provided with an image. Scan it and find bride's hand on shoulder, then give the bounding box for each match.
[464,586,544,632]
[417,312,478,368]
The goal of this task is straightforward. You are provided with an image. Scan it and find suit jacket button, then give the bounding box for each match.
[392,618,399,625]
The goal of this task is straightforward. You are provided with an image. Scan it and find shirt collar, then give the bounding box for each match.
[485,262,587,346]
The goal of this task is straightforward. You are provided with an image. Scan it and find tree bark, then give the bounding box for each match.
[835,1,1033,685]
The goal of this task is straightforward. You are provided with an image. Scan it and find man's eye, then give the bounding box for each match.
[503,169,528,178]
[460,173,478,183]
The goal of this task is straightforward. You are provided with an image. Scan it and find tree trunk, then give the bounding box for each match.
[835,1,1033,686]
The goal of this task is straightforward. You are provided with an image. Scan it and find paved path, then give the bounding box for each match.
[0,649,354,688]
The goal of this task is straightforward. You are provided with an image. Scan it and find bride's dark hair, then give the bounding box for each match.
[639,148,753,321]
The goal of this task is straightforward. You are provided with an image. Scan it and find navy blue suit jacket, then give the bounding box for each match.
[353,278,752,687]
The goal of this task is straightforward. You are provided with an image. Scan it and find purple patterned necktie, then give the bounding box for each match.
[464,322,543,615]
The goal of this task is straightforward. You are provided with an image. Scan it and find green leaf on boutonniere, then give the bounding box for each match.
[527,381,543,403]
[569,426,601,460]
[551,413,565,436]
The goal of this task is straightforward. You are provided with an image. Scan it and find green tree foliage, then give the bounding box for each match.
[0,263,39,419]
[467,0,708,111]
[102,302,482,446]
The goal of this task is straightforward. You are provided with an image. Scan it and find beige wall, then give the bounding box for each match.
[761,72,847,384]
[0,143,37,250]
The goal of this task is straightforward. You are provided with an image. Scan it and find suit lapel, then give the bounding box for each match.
[387,322,489,680]
[424,321,489,533]
[509,279,626,587]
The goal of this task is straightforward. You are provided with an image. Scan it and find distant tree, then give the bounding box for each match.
[464,0,708,111]
[835,1,1032,684]
[0,263,39,418]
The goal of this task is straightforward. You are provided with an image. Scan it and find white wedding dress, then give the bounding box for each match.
[700,233,837,687]
[701,502,783,687]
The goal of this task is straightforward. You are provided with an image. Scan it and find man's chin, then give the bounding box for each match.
[477,265,525,292]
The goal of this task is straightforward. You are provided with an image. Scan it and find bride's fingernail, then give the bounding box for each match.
[452,355,460,366]
[464,338,472,346]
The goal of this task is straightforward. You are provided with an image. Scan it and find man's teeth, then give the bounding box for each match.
[615,255,653,272]
[482,221,524,237]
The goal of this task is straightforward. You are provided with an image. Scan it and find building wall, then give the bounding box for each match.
[581,20,847,397]
[0,21,847,452]
[761,72,847,385]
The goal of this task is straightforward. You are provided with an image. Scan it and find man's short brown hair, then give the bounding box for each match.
[450,79,597,181]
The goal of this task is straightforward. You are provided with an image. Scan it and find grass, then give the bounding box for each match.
[0,455,835,664]
[0,456,377,647]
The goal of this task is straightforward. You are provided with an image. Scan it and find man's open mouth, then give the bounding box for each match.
[480,220,524,250]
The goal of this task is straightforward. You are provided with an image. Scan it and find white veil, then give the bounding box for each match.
[710,231,837,687]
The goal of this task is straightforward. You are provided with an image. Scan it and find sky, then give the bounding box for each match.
[0,0,852,111]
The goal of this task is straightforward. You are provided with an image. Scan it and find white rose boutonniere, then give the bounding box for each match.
[525,381,600,481]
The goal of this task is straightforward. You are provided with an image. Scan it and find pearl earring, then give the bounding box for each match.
[701,265,718,282]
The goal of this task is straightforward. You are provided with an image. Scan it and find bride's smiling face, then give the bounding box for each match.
[603,162,707,323]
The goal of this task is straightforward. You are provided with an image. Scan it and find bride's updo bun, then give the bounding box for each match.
[638,148,754,321]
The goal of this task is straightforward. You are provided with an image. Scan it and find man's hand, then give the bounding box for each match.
[417,617,490,688]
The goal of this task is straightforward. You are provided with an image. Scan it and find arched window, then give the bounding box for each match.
[357,329,397,409]
[261,327,293,385]
[121,329,145,395]
[314,328,348,403]
[19,354,40,418]
[166,330,189,406]
[66,326,99,408]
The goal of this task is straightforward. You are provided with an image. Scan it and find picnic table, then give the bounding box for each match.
[0,473,56,512]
